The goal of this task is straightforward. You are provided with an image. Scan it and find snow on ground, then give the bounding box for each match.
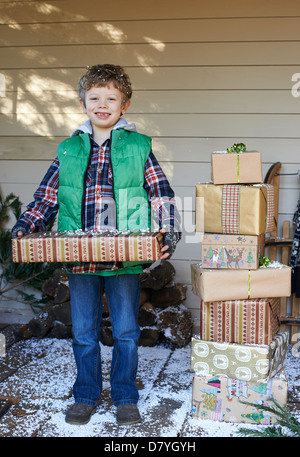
[0,337,299,438]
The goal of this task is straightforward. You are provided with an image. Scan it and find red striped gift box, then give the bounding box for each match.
[12,230,163,263]
[200,298,280,345]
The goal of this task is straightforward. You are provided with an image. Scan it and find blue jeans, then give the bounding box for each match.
[68,273,141,407]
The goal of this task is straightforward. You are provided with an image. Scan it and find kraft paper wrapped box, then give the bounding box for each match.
[191,262,291,302]
[199,298,280,345]
[190,331,288,383]
[211,151,263,185]
[195,183,274,235]
[12,230,163,263]
[201,233,265,270]
[192,369,288,424]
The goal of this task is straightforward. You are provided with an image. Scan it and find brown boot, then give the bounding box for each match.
[116,404,141,425]
[65,402,97,425]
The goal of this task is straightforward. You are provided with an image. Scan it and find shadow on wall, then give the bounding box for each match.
[0,3,168,142]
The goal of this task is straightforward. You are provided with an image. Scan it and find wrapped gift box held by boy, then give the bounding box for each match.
[11,230,163,263]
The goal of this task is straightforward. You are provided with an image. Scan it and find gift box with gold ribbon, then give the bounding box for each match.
[195,183,274,235]
[12,230,163,263]
[191,262,291,302]
[211,150,263,185]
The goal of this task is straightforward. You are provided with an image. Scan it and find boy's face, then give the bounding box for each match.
[80,83,130,133]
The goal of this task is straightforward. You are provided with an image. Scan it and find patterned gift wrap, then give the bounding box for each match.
[190,331,288,383]
[12,230,163,263]
[195,183,274,235]
[192,369,287,424]
[200,298,280,345]
[201,233,265,270]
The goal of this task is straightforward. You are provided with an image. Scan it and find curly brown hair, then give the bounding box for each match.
[78,64,132,106]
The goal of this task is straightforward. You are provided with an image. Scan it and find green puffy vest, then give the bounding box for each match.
[56,128,153,274]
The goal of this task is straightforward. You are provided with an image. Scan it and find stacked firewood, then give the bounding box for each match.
[27,261,193,348]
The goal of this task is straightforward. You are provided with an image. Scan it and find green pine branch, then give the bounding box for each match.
[0,192,22,225]
[238,396,300,437]
[0,190,62,312]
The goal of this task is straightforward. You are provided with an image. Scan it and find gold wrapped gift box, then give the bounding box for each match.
[12,230,163,263]
[211,151,263,184]
[195,183,274,235]
[191,262,291,302]
[190,331,288,383]
[192,369,287,424]
[201,233,265,270]
[200,298,280,345]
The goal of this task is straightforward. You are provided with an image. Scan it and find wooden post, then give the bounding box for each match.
[291,295,300,344]
[280,221,290,332]
[264,162,281,261]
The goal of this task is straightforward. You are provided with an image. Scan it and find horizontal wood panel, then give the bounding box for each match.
[2,17,300,47]
[2,0,300,24]
[2,90,299,115]
[0,158,300,191]
[1,136,300,164]
[1,42,300,69]
[1,66,299,90]
[2,112,300,138]
[121,113,300,139]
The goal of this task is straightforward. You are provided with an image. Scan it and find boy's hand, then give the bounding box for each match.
[11,227,26,239]
[159,228,180,260]
[160,243,170,259]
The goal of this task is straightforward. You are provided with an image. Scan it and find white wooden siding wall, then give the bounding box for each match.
[1,0,300,324]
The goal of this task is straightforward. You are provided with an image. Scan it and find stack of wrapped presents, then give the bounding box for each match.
[190,145,291,425]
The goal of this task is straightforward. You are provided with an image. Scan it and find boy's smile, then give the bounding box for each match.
[80,83,131,141]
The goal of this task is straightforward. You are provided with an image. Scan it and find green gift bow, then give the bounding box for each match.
[259,255,271,268]
[226,143,246,153]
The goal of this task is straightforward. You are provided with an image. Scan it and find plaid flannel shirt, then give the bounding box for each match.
[14,133,181,273]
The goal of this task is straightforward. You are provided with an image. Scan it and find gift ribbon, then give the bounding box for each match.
[226,144,246,184]
[221,185,241,234]
[237,153,240,183]
[221,184,274,234]
[262,184,274,233]
[248,270,251,298]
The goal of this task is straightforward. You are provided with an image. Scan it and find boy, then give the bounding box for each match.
[12,64,181,426]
